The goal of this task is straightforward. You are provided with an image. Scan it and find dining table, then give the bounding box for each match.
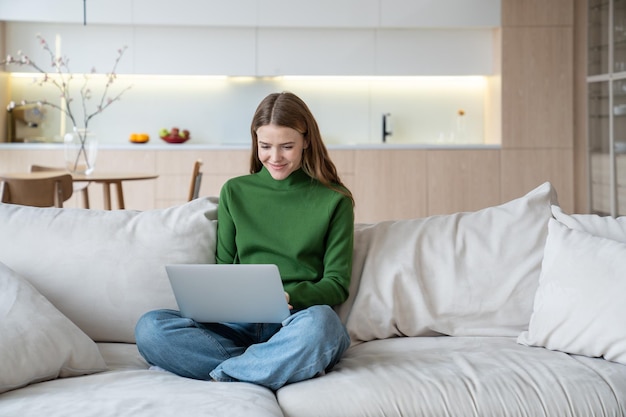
[1,171,159,210]
[71,171,159,210]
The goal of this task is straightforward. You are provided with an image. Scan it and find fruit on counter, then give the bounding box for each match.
[159,127,191,143]
[129,133,150,143]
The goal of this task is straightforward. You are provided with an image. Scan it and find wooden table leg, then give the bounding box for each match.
[114,181,125,209]
[102,183,112,210]
[82,187,90,209]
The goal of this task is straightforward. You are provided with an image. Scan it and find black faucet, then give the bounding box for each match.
[382,113,392,143]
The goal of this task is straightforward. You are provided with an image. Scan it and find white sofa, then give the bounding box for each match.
[1,182,626,417]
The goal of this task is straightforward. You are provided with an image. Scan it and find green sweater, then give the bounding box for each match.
[216,167,354,310]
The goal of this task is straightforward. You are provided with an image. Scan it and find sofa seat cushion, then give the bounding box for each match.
[0,198,218,343]
[0,343,284,417]
[277,336,626,417]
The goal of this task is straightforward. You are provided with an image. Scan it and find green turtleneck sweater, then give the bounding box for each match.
[216,167,354,310]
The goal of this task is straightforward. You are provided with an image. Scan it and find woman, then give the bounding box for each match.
[135,92,355,391]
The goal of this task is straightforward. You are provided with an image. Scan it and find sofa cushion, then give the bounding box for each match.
[0,261,106,394]
[551,205,626,242]
[345,182,557,342]
[277,336,626,417]
[0,197,218,343]
[517,218,626,365]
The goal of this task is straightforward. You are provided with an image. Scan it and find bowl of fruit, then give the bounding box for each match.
[160,127,190,144]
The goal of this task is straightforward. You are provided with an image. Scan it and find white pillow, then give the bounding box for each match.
[551,205,626,242]
[345,182,557,342]
[0,261,106,394]
[0,197,218,343]
[518,219,626,365]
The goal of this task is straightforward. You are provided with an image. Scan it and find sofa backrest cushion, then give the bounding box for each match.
[0,197,218,343]
[344,182,557,342]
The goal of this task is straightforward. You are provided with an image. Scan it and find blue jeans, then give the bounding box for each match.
[134,305,351,391]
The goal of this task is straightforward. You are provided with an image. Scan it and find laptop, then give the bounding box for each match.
[165,264,291,323]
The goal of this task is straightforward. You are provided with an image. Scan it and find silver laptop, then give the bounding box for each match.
[165,264,291,323]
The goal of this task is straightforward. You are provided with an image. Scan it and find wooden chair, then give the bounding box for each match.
[0,172,74,208]
[188,159,203,201]
[30,164,91,208]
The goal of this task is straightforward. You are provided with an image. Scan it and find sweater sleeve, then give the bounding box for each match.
[215,182,237,264]
[286,194,354,309]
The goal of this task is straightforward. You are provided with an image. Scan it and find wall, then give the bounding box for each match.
[500,0,575,210]
[6,73,494,146]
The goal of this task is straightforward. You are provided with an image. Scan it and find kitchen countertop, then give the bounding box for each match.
[0,142,501,151]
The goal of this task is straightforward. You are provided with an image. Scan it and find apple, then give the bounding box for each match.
[159,128,169,137]
[170,127,180,136]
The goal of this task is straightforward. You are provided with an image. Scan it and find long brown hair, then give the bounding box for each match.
[249,92,354,205]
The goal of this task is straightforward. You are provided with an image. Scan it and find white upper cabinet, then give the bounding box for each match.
[379,0,500,28]
[131,0,258,27]
[4,22,135,75]
[1,0,501,76]
[0,0,134,24]
[0,0,500,28]
[133,27,256,75]
[376,29,496,75]
[257,29,376,76]
[256,0,379,28]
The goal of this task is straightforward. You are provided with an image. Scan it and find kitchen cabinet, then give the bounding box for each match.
[375,29,495,75]
[587,0,626,216]
[133,27,256,76]
[0,146,506,221]
[256,29,376,76]
[4,22,497,77]
[0,0,499,28]
[1,0,500,77]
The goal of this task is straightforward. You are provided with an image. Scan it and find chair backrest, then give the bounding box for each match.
[0,172,74,208]
[188,159,203,201]
[29,164,65,173]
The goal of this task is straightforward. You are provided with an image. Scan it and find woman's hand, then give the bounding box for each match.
[285,292,293,310]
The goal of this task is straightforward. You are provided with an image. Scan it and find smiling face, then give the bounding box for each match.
[256,124,308,180]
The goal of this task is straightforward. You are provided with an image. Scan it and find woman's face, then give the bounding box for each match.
[256,124,307,180]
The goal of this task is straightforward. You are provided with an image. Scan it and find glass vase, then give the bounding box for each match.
[64,128,98,175]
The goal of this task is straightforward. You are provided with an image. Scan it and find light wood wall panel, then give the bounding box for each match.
[352,149,428,223]
[500,149,575,211]
[573,0,589,212]
[426,150,501,215]
[501,0,574,26]
[501,26,574,149]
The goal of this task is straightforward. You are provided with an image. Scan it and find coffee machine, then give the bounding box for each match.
[6,102,47,142]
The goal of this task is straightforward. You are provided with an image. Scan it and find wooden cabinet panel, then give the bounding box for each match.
[352,149,428,223]
[501,27,574,149]
[155,149,249,207]
[502,0,574,27]
[500,149,574,212]
[426,150,501,215]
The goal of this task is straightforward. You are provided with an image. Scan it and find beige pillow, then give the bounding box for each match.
[345,182,557,342]
[0,261,106,394]
[0,197,218,343]
[518,219,626,365]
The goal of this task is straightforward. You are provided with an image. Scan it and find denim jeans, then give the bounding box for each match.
[134,305,351,391]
